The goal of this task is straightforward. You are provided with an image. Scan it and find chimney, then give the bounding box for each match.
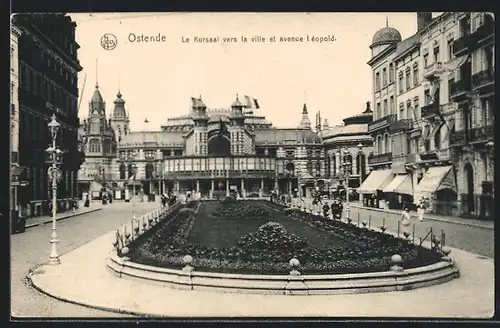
[417,12,432,31]
[364,101,372,113]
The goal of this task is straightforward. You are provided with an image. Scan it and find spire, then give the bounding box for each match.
[118,72,120,94]
[95,58,99,88]
[386,17,389,27]
[302,103,308,114]
[364,101,372,113]
[299,103,311,130]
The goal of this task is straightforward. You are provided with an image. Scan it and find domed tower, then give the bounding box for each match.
[369,21,402,58]
[229,94,246,155]
[298,103,311,130]
[110,90,130,142]
[191,96,209,156]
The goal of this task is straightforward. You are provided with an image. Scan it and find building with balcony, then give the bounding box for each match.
[319,101,373,197]
[78,94,325,200]
[448,12,495,219]
[13,13,84,218]
[10,23,22,218]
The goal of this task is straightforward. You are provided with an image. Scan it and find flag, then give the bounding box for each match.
[218,118,228,136]
[243,95,259,114]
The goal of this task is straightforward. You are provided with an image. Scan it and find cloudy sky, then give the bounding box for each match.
[71,12,434,131]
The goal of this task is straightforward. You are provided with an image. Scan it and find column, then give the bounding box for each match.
[288,179,292,194]
[226,179,230,196]
[176,180,180,194]
[196,180,200,193]
[162,181,166,194]
[259,178,264,197]
[335,152,341,174]
[241,179,245,198]
[210,179,214,199]
[274,178,278,190]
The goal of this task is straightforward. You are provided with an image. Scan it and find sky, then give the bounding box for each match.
[71,12,431,131]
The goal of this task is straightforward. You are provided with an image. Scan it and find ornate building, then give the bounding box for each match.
[319,102,373,199]
[78,95,326,199]
[77,82,123,196]
[362,12,494,219]
[13,13,84,218]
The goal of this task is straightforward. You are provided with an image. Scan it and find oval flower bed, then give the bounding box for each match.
[127,200,442,275]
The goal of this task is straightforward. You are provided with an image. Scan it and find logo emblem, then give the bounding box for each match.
[101,33,117,50]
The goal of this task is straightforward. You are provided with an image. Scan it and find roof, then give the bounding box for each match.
[91,85,104,103]
[118,131,184,147]
[254,128,322,145]
[394,34,420,61]
[321,124,368,138]
[371,27,402,46]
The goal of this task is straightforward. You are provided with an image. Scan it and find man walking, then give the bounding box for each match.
[417,196,427,222]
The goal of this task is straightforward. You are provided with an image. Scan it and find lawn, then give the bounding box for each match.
[187,201,353,249]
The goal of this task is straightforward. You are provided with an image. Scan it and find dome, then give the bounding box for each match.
[371,27,402,46]
[231,98,244,107]
[91,84,104,103]
[114,91,125,104]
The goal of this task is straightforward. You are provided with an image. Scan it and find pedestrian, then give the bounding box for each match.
[401,207,411,233]
[417,196,427,222]
[84,195,90,207]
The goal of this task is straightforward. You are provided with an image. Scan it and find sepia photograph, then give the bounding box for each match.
[10,12,494,319]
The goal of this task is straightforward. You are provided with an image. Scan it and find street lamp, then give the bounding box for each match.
[46,114,62,265]
[131,163,137,220]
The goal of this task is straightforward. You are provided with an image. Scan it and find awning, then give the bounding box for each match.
[358,169,393,195]
[414,165,456,200]
[383,174,413,196]
[392,163,407,174]
[442,119,455,142]
[447,54,470,72]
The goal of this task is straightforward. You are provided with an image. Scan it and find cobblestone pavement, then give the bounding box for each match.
[11,200,160,318]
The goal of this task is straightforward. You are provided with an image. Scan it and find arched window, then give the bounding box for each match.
[357,153,366,180]
[434,125,442,150]
[119,164,126,180]
[384,134,390,153]
[377,135,382,154]
[331,155,336,177]
[343,154,353,175]
[127,163,135,179]
[145,163,154,180]
[88,138,100,153]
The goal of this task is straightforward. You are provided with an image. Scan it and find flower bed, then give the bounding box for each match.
[128,200,442,275]
[211,202,269,218]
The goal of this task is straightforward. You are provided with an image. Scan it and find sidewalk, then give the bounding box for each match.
[27,219,494,317]
[25,202,103,229]
[293,198,493,230]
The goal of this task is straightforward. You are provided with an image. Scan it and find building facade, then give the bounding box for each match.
[320,102,373,199]
[13,13,84,218]
[10,24,22,216]
[361,12,494,219]
[78,95,326,199]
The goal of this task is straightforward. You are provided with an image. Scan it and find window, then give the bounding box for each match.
[434,125,442,150]
[405,68,411,91]
[424,89,431,105]
[383,99,388,116]
[88,139,101,152]
[375,71,381,91]
[412,63,419,86]
[399,102,405,120]
[382,67,387,87]
[413,97,420,120]
[423,53,429,67]
[433,46,440,63]
[406,101,412,121]
[376,102,381,118]
[447,39,454,60]
[384,134,390,153]
[389,63,394,83]
[389,96,395,114]
[398,71,404,94]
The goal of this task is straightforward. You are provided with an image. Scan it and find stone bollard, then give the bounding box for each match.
[289,258,301,276]
[361,220,367,228]
[182,255,194,272]
[119,246,130,261]
[390,254,404,272]
[441,246,452,262]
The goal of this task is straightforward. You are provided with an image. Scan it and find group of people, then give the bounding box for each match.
[160,192,177,208]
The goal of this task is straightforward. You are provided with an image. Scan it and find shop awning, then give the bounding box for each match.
[414,165,456,200]
[382,174,413,196]
[358,169,393,195]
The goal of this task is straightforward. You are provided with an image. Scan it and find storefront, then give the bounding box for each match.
[358,169,394,208]
[382,173,414,210]
[414,165,457,216]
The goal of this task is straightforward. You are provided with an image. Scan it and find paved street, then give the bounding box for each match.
[11,200,160,318]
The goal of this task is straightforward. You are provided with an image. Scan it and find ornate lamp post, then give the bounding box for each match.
[131,163,137,220]
[337,148,352,220]
[45,114,63,265]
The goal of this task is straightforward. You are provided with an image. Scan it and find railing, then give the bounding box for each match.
[368,153,392,165]
[469,20,494,46]
[163,170,278,179]
[472,68,495,89]
[368,114,397,133]
[437,148,451,160]
[449,130,467,146]
[469,125,494,143]
[421,102,439,118]
[452,35,469,56]
[423,62,443,78]
[389,119,413,133]
[449,79,471,98]
[405,153,418,164]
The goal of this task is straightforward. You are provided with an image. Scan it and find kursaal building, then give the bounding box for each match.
[78,88,327,199]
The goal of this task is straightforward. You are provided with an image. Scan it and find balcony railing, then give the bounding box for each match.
[423,62,443,79]
[368,114,397,133]
[469,125,494,144]
[472,68,495,90]
[421,102,439,118]
[405,153,418,164]
[389,119,413,133]
[452,35,469,56]
[368,152,392,165]
[449,130,467,147]
[450,79,471,99]
[469,20,494,47]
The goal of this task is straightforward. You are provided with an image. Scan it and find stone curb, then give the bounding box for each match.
[25,208,103,229]
[349,204,493,230]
